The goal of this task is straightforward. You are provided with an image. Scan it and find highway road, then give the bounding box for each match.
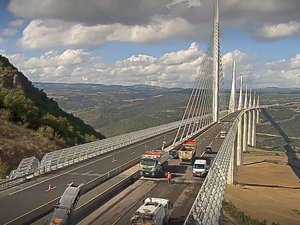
[0,111,238,224]
[0,128,181,224]
[70,113,238,225]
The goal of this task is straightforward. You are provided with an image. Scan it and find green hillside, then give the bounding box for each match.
[0,55,105,177]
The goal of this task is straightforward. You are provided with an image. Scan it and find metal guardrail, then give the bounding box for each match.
[1,120,180,190]
[184,111,242,225]
[1,110,232,191]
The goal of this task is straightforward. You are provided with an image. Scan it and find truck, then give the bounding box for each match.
[178,139,197,163]
[130,197,172,225]
[140,150,169,177]
[192,159,209,177]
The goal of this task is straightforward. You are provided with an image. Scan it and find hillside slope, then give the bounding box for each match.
[0,55,105,177]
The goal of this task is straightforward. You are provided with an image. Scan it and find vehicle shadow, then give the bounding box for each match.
[261,108,300,179]
[167,165,189,177]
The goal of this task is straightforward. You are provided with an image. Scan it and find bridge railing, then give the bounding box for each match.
[0,120,180,189]
[1,109,233,191]
[184,106,267,225]
[184,110,242,225]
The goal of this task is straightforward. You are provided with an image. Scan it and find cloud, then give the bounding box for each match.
[18,17,197,49]
[254,21,300,40]
[1,44,299,88]
[9,0,300,44]
[0,38,4,44]
[8,19,24,27]
[2,28,18,36]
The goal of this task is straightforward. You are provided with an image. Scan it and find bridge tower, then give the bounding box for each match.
[242,84,248,152]
[256,95,260,123]
[247,89,252,145]
[213,0,220,123]
[251,94,257,146]
[236,75,243,166]
[229,58,236,112]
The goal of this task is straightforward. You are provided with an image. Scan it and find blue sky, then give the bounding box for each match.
[0,0,299,88]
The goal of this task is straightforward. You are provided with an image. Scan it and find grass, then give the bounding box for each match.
[0,115,69,177]
[223,201,281,225]
[292,209,300,216]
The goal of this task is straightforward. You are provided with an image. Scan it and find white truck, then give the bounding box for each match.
[130,197,172,225]
[192,159,209,177]
[140,150,169,177]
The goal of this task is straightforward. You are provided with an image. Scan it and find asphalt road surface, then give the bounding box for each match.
[0,111,238,224]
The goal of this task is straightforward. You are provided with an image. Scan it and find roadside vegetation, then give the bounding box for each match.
[0,55,105,178]
[224,201,281,225]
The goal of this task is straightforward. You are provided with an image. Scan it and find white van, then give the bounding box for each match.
[193,159,208,177]
[220,130,226,139]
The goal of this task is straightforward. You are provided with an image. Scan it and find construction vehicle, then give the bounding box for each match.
[178,139,197,163]
[130,197,172,225]
[140,150,169,177]
[47,182,84,225]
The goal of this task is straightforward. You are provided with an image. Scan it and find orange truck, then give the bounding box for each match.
[178,140,197,164]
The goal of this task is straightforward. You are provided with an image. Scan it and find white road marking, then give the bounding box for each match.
[8,131,173,196]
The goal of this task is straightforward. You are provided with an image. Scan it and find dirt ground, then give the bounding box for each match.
[225,147,300,225]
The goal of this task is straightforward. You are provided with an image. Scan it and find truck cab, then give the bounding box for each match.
[140,150,169,177]
[193,159,208,177]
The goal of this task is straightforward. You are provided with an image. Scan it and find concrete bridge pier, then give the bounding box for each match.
[227,133,237,185]
[251,109,257,147]
[243,111,248,152]
[236,114,243,166]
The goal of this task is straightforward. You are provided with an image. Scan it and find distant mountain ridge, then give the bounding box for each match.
[35,82,300,94]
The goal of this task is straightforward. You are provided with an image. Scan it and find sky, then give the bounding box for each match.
[0,0,299,88]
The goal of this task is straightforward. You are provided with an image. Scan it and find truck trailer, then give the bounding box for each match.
[178,139,197,164]
[140,150,169,177]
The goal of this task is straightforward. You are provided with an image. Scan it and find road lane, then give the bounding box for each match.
[0,129,178,224]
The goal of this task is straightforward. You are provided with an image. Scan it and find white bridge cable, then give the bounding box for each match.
[174,31,216,143]
[193,33,214,133]
[172,73,199,145]
[180,71,203,141]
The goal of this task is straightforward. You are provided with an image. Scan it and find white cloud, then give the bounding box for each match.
[0,38,4,44]
[2,28,17,36]
[160,42,202,65]
[1,45,299,88]
[18,17,197,49]
[9,0,300,44]
[9,19,24,27]
[254,21,300,40]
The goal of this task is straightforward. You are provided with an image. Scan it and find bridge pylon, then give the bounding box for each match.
[242,84,248,152]
[247,88,252,145]
[237,74,243,166]
[229,58,236,112]
[213,0,220,123]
